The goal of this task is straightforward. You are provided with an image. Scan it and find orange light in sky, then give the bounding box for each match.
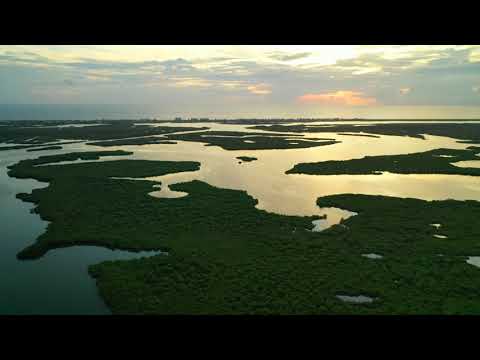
[298,91,377,106]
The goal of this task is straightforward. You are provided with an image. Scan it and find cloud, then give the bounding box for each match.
[2,45,480,110]
[167,77,213,88]
[329,48,480,76]
[246,83,272,95]
[470,48,480,63]
[269,52,312,62]
[298,91,377,106]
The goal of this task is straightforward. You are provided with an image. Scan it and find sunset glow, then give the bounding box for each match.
[298,91,377,106]
[1,45,479,118]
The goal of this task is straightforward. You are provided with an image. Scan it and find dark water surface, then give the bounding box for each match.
[0,150,161,314]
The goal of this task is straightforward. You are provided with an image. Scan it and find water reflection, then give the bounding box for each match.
[145,170,199,198]
[467,257,480,268]
[310,208,357,231]
[362,253,383,259]
[149,184,188,198]
[451,160,480,168]
[112,171,200,199]
[336,295,376,303]
[3,122,480,314]
[70,129,480,218]
[8,127,478,220]
[0,148,165,314]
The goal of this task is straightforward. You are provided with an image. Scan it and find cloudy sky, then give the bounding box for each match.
[1,45,480,118]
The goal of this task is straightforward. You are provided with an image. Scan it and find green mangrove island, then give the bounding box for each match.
[26,145,64,152]
[252,122,480,143]
[8,149,480,314]
[164,131,339,150]
[0,120,207,145]
[3,119,480,315]
[87,137,177,147]
[236,156,258,162]
[287,147,480,176]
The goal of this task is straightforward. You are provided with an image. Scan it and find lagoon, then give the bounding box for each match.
[3,120,480,313]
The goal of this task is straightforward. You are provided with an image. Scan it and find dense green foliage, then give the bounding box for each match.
[252,123,480,143]
[164,131,339,150]
[89,192,480,314]
[8,150,133,180]
[0,141,82,152]
[287,147,480,175]
[0,120,207,144]
[8,151,201,258]
[1,144,49,151]
[9,150,480,314]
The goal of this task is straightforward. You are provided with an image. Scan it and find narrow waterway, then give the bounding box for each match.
[0,149,163,314]
[2,121,480,314]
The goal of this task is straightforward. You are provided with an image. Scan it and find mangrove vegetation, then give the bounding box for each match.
[8,150,480,314]
[287,147,480,176]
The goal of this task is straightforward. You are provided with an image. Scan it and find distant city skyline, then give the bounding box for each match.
[1,45,479,118]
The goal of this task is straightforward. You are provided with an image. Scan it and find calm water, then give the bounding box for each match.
[0,149,164,314]
[80,125,480,216]
[2,104,480,122]
[0,104,153,121]
[2,121,480,314]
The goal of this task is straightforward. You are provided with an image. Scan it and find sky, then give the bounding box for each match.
[1,45,480,119]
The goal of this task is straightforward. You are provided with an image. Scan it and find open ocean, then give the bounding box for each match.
[0,104,173,121]
[1,104,479,121]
